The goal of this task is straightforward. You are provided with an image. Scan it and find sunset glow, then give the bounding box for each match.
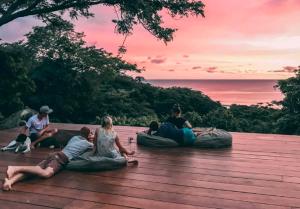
[1,0,300,79]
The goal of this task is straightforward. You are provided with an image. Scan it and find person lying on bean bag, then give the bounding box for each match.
[147,121,197,146]
[138,122,232,148]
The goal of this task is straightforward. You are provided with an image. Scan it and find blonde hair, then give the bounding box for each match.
[101,116,113,129]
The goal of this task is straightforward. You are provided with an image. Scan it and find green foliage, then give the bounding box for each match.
[275,114,300,135]
[275,67,300,134]
[95,115,159,127]
[276,67,300,114]
[183,111,203,126]
[26,58,97,123]
[0,44,35,116]
[1,20,300,135]
[0,0,205,43]
[201,107,238,131]
[25,18,140,74]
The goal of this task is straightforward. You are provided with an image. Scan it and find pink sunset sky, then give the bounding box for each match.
[1,0,300,79]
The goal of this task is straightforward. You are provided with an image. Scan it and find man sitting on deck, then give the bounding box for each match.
[2,127,94,191]
[21,105,58,149]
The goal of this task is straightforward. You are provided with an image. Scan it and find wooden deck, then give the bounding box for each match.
[1,123,300,209]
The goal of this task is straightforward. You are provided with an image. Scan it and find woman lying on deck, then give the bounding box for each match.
[2,127,94,191]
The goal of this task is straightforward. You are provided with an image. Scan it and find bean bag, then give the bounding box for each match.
[137,132,179,147]
[137,128,232,149]
[194,128,232,148]
[66,151,127,171]
[38,130,80,148]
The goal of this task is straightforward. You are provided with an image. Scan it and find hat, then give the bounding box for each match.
[39,105,53,114]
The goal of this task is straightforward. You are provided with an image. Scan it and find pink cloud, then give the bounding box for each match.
[1,1,300,79]
[206,67,218,73]
[150,57,167,64]
[271,66,298,73]
[192,66,202,70]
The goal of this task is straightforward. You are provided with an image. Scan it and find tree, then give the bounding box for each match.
[25,18,141,75]
[0,43,35,116]
[22,18,144,123]
[276,67,300,114]
[275,67,300,134]
[0,0,205,43]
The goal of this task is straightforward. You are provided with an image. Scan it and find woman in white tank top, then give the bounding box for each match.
[93,116,135,159]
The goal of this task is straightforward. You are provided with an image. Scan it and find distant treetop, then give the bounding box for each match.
[0,0,205,43]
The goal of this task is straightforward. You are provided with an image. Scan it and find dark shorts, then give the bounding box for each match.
[37,152,69,174]
[29,133,40,142]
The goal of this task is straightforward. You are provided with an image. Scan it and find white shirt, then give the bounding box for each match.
[26,114,49,134]
[62,136,93,160]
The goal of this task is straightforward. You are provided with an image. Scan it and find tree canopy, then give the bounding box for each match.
[1,16,300,136]
[0,0,205,43]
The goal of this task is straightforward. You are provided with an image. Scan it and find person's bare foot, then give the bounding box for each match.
[2,178,12,191]
[6,166,15,179]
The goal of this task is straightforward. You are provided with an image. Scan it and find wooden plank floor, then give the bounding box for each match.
[1,123,300,209]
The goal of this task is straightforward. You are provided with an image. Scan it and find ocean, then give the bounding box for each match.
[147,80,284,106]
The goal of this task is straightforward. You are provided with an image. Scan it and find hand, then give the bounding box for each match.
[126,150,135,155]
[88,132,95,142]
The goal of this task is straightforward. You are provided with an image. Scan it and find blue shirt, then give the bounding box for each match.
[157,122,184,145]
[62,136,93,160]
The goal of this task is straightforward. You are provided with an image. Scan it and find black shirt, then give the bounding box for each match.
[166,116,187,129]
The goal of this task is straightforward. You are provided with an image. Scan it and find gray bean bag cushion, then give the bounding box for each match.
[137,128,232,149]
[137,132,179,147]
[194,128,232,148]
[66,151,127,171]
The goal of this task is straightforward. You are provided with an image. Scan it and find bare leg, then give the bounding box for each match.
[30,134,51,149]
[6,165,54,179]
[31,129,58,149]
[45,128,58,136]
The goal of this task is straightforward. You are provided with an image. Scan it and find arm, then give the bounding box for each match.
[184,120,192,129]
[115,135,134,155]
[22,117,33,135]
[38,125,49,135]
[93,128,99,154]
